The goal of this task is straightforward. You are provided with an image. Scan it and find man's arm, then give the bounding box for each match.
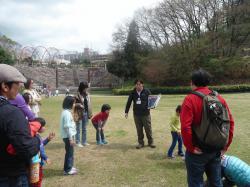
[224,102,235,151]
[180,97,196,153]
[125,92,133,115]
[7,109,40,161]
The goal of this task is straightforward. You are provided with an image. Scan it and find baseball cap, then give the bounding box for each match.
[0,64,26,83]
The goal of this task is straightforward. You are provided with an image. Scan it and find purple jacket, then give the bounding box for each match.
[9,93,35,121]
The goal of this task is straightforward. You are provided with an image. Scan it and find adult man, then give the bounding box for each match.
[180,69,234,187]
[0,64,40,187]
[125,79,156,149]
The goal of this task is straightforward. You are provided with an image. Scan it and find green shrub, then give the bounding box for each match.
[113,84,250,95]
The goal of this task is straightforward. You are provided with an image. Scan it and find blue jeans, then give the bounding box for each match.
[76,112,89,144]
[0,175,29,187]
[93,123,105,142]
[185,151,222,187]
[63,138,74,172]
[167,131,183,156]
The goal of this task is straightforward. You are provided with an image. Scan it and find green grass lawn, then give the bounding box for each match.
[40,93,250,187]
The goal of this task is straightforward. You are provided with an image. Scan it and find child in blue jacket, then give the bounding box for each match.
[205,155,250,187]
[221,155,250,187]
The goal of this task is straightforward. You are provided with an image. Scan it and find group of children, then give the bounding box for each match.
[60,95,111,175]
[17,91,249,186]
[59,96,250,186]
[13,93,112,183]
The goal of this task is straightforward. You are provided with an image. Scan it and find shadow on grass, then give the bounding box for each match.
[157,161,185,170]
[44,168,64,178]
[95,143,135,153]
[147,152,166,160]
[147,152,185,169]
[106,130,128,138]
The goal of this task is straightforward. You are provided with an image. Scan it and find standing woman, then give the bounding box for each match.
[75,81,92,147]
[23,79,42,117]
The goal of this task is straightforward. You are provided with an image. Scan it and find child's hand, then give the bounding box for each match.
[46,158,51,165]
[48,132,55,141]
[69,139,75,146]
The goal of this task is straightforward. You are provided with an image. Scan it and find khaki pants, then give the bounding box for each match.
[133,114,153,145]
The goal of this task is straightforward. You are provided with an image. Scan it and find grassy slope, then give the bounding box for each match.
[40,93,250,187]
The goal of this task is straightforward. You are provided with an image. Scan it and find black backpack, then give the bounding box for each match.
[191,91,230,152]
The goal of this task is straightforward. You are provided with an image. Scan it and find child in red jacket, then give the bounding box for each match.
[91,104,111,145]
[6,118,55,187]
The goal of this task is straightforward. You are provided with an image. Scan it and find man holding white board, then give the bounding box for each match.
[125,79,156,149]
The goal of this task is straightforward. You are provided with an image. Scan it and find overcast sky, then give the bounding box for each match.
[0,0,161,54]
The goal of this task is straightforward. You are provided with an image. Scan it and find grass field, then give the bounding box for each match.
[40,93,250,187]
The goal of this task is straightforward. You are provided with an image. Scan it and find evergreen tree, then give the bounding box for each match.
[124,20,141,79]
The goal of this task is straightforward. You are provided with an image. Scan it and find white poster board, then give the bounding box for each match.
[148,94,161,109]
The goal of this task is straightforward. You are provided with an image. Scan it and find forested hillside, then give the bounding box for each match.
[108,0,250,85]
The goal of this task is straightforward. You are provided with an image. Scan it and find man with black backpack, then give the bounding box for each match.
[180,69,234,187]
[0,64,40,187]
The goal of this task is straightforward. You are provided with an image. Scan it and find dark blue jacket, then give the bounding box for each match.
[125,88,151,116]
[0,97,40,177]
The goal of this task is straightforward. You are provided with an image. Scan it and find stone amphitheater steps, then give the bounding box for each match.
[15,65,56,88]
[15,65,122,89]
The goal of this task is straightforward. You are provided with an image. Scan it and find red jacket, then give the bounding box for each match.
[91,112,109,125]
[180,87,234,153]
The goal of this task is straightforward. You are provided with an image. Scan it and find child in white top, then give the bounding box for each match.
[60,96,77,175]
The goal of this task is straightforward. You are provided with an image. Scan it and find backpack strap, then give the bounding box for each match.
[191,90,218,98]
[191,91,206,99]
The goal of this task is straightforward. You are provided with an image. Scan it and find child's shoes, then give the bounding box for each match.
[76,143,84,148]
[167,155,175,159]
[178,152,185,157]
[82,142,90,146]
[102,140,108,144]
[64,168,78,175]
[96,141,104,145]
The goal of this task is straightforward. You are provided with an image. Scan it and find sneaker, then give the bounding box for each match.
[72,167,78,171]
[102,140,108,144]
[178,152,185,157]
[76,143,83,148]
[82,143,90,146]
[64,169,77,175]
[96,141,104,145]
[136,144,144,149]
[148,144,156,148]
[167,155,175,159]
